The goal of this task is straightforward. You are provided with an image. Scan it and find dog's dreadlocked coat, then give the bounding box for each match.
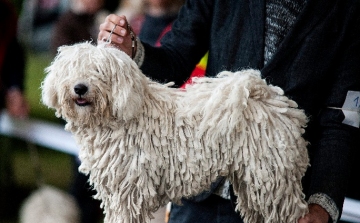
[41,42,310,223]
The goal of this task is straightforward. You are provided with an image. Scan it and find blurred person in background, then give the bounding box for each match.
[51,0,119,222]
[0,0,29,119]
[0,0,30,219]
[112,0,142,25]
[129,0,185,46]
[50,0,119,55]
[18,0,69,53]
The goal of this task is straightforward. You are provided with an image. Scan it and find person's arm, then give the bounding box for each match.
[299,9,360,223]
[98,0,212,87]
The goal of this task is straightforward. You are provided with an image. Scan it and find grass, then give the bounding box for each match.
[24,51,60,122]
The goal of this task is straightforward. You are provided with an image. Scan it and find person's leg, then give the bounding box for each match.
[70,156,102,223]
[168,194,244,223]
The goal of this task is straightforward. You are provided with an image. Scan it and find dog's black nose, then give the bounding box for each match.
[74,84,88,95]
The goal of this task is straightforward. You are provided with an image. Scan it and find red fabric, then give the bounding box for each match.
[155,23,173,47]
[181,66,205,84]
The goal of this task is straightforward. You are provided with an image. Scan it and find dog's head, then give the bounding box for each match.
[41,42,147,126]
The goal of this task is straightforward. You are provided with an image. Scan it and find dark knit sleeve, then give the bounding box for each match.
[139,0,212,87]
[306,8,360,222]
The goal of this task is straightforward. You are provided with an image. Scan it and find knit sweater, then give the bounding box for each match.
[212,0,307,201]
[264,0,306,64]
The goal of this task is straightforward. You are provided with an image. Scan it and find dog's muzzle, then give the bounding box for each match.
[74,84,91,106]
[74,84,88,95]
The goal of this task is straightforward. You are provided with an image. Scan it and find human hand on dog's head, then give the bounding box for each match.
[97,14,137,59]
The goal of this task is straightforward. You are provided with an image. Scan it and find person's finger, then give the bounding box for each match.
[98,21,116,40]
[97,14,136,57]
[104,14,124,25]
[98,14,122,40]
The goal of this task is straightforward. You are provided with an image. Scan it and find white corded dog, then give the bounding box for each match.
[41,42,310,223]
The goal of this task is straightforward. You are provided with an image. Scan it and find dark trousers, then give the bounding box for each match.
[70,156,102,223]
[168,194,244,223]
